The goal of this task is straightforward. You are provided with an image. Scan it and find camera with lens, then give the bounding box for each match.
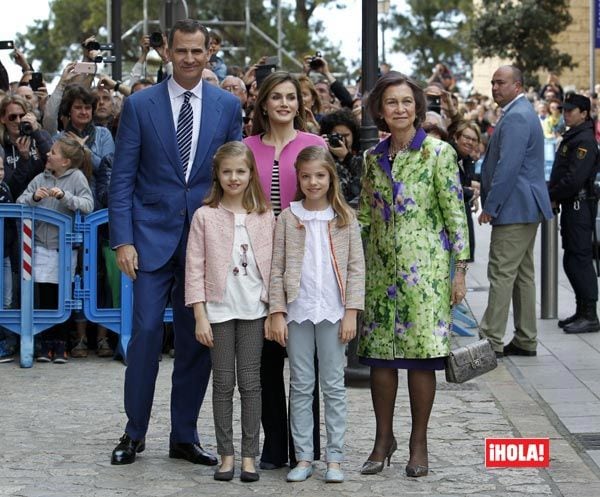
[19,121,33,137]
[309,51,323,70]
[426,95,442,114]
[149,32,164,49]
[328,132,343,148]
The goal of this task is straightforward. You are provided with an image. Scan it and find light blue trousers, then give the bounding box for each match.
[287,319,346,463]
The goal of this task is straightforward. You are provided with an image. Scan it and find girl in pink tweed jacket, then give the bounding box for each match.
[269,146,365,483]
[185,142,274,482]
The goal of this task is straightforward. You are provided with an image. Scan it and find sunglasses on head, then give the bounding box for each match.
[7,113,25,121]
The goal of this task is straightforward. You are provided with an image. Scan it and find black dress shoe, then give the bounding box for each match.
[169,442,218,466]
[503,342,536,357]
[111,434,145,465]
[240,470,260,482]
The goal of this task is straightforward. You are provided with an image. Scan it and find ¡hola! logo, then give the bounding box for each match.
[485,438,550,468]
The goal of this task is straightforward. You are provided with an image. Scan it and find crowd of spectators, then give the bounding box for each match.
[0,28,597,364]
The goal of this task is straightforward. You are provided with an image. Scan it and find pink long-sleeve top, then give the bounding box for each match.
[243,131,327,210]
[185,204,275,306]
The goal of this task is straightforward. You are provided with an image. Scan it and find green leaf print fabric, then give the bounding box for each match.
[358,130,470,360]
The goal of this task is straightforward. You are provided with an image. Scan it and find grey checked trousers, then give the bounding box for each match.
[210,318,264,457]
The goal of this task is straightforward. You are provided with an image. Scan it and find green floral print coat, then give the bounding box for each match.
[358,129,470,360]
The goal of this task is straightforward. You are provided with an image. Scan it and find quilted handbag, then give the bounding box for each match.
[445,338,497,383]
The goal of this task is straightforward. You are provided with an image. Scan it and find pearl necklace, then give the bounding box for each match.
[388,129,416,162]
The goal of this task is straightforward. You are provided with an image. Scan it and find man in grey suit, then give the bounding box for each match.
[479,65,553,357]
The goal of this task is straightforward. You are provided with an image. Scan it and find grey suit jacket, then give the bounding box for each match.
[480,96,553,225]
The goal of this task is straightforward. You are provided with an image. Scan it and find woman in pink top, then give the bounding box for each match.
[243,71,326,470]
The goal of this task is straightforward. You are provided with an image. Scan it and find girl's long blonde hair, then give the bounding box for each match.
[204,141,270,214]
[55,136,93,182]
[293,146,354,227]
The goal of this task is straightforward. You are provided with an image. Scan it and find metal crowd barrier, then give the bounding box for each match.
[0,206,172,368]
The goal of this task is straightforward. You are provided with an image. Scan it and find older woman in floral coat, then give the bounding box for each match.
[358,72,470,478]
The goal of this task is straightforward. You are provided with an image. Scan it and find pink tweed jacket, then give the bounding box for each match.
[269,207,365,314]
[185,204,275,306]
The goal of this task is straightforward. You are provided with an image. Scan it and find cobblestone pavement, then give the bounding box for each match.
[1,351,598,497]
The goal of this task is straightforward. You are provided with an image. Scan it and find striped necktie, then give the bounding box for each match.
[177,91,194,177]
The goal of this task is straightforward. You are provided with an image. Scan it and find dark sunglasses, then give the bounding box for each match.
[7,113,25,121]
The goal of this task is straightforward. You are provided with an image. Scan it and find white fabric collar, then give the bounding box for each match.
[290,200,335,221]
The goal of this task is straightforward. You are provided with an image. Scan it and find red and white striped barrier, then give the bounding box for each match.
[22,219,32,281]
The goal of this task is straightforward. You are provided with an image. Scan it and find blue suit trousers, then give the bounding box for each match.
[124,223,211,443]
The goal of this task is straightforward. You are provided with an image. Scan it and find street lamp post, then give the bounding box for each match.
[345,0,380,388]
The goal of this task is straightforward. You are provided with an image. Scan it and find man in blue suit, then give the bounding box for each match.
[478,65,553,357]
[108,19,242,465]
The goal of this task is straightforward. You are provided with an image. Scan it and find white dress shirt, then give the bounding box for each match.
[168,78,203,182]
[286,201,345,325]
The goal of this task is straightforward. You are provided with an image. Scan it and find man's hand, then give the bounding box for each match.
[478,212,492,225]
[116,244,139,280]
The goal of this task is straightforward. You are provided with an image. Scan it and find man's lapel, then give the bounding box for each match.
[148,82,186,183]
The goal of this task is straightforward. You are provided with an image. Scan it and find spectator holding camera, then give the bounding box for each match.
[303,52,353,113]
[130,33,171,84]
[319,108,362,207]
[0,94,52,198]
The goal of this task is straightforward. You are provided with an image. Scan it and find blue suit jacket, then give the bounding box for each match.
[480,96,553,225]
[108,79,242,271]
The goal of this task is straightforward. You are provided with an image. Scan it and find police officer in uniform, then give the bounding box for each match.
[548,93,600,333]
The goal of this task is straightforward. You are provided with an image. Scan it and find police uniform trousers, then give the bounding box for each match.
[560,199,598,302]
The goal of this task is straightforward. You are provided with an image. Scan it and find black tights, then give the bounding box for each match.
[368,367,436,466]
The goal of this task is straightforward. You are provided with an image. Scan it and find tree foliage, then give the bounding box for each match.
[471,0,574,86]
[390,0,473,84]
[16,0,347,77]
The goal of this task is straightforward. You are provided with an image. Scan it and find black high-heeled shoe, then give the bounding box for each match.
[360,438,398,475]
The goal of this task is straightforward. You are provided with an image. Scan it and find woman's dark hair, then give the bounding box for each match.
[319,108,361,154]
[250,71,306,136]
[366,71,427,132]
[59,84,98,118]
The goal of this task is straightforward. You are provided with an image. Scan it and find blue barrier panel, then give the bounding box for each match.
[79,209,172,360]
[0,204,80,368]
